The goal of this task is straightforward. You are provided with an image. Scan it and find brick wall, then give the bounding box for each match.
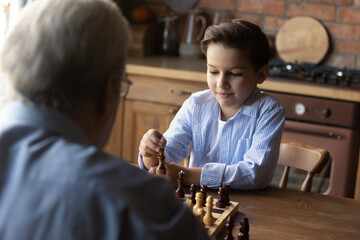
[125,0,360,70]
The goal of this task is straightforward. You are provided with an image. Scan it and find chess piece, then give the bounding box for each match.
[200,185,208,206]
[237,234,246,240]
[156,148,166,175]
[188,184,197,205]
[222,184,231,206]
[197,208,205,222]
[216,187,226,208]
[175,170,185,198]
[185,198,194,208]
[193,192,203,215]
[224,216,234,240]
[238,217,249,240]
[203,196,215,226]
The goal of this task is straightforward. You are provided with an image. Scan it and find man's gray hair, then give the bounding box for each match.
[0,0,130,111]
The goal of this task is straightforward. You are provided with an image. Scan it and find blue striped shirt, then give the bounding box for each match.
[143,88,285,190]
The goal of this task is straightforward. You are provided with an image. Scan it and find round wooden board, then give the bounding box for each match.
[275,16,329,64]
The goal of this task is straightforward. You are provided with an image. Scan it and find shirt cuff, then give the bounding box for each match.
[200,163,226,188]
[137,153,148,171]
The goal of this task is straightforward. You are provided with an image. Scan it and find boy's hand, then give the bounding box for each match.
[148,163,184,186]
[149,163,202,187]
[139,129,167,157]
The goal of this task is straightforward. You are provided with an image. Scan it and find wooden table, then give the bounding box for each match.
[210,187,360,239]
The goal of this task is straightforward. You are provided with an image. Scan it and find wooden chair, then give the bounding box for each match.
[278,139,330,192]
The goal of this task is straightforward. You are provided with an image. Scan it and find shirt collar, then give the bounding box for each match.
[0,101,89,145]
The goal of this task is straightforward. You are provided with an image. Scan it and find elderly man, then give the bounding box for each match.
[0,0,210,239]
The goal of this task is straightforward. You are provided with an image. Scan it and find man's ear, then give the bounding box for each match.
[257,64,269,84]
[96,74,120,116]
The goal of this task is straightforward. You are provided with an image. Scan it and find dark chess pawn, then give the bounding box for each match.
[175,170,185,198]
[224,216,234,240]
[222,184,231,206]
[237,233,247,240]
[200,185,208,206]
[156,148,166,175]
[188,184,197,205]
[216,187,226,208]
[238,217,249,240]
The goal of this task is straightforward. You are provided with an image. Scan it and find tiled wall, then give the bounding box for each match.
[125,0,360,70]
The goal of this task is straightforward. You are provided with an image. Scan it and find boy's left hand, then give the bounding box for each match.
[148,163,184,186]
[148,163,201,187]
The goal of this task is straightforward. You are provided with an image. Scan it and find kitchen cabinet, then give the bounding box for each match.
[106,71,208,164]
[121,100,176,163]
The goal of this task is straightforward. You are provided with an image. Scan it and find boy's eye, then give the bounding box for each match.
[209,71,218,75]
[231,73,243,77]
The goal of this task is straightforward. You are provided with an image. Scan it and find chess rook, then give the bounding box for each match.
[156,148,166,175]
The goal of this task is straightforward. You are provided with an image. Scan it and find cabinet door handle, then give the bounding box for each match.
[169,107,180,114]
[170,89,192,96]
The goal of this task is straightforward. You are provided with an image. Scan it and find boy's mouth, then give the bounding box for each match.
[217,92,233,98]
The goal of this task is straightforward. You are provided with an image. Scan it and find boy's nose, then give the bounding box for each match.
[217,74,230,88]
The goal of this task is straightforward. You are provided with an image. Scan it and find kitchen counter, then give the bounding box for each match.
[127,55,360,103]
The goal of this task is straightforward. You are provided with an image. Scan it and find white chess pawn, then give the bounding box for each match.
[203,195,215,226]
[193,192,203,215]
[197,208,205,222]
[185,198,194,208]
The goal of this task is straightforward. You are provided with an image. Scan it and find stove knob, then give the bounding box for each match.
[294,103,306,116]
[320,108,331,118]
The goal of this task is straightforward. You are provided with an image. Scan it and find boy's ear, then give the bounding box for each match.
[256,64,269,84]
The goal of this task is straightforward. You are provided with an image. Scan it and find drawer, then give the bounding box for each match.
[126,74,208,106]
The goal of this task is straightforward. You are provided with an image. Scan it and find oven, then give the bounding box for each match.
[266,59,360,198]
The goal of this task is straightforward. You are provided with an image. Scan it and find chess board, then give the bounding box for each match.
[182,194,239,237]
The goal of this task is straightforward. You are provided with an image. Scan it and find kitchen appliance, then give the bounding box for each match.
[179,9,207,58]
[267,59,360,198]
[162,0,201,56]
[269,59,360,88]
[163,0,199,15]
[160,14,180,55]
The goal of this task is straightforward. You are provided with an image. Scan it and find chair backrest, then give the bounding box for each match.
[278,139,330,192]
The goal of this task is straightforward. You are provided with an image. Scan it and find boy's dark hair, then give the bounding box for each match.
[200,19,270,72]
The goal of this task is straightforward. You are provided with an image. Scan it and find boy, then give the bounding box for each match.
[139,20,285,190]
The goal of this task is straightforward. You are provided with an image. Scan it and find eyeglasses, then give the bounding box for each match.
[120,74,132,97]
